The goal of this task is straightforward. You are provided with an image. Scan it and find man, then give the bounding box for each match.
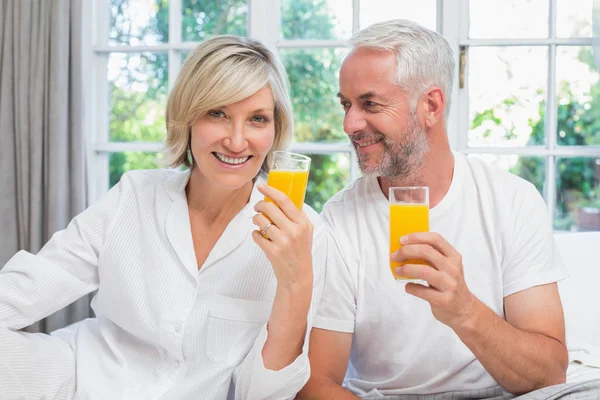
[299,19,568,399]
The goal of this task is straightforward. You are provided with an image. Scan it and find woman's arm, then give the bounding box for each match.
[0,180,123,330]
[232,184,326,400]
[0,179,124,399]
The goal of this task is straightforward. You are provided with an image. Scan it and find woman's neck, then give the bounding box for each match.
[185,168,254,226]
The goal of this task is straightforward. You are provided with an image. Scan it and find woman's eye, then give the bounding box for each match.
[251,115,267,123]
[209,110,224,118]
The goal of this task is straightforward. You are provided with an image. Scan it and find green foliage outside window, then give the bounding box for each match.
[471,47,600,230]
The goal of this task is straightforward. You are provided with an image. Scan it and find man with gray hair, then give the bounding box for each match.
[298,19,568,399]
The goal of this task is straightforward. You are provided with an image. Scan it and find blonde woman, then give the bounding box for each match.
[0,35,325,400]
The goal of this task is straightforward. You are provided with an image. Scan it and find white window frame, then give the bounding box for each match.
[443,0,600,225]
[84,0,443,204]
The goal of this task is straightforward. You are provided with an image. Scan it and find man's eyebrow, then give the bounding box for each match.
[337,92,380,100]
[358,92,377,100]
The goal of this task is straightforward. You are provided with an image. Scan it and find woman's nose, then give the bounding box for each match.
[223,123,248,153]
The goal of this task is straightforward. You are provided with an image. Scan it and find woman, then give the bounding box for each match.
[0,35,325,399]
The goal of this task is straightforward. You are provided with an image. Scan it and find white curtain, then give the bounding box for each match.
[0,0,90,333]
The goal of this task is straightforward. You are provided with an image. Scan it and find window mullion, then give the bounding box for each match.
[90,0,110,203]
[339,0,356,175]
[460,38,593,46]
[249,0,279,50]
[436,0,443,32]
[96,142,164,153]
[277,40,349,48]
[458,0,470,152]
[168,0,182,92]
[545,0,558,222]
[549,0,557,39]
[440,0,465,151]
[352,0,360,33]
[546,156,557,226]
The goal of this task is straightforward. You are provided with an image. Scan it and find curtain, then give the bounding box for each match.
[0,0,90,333]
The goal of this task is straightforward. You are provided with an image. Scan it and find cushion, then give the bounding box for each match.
[555,232,600,368]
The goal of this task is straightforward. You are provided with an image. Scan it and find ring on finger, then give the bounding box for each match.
[261,222,274,239]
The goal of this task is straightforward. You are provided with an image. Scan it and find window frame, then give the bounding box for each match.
[445,0,600,226]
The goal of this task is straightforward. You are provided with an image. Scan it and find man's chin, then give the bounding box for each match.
[357,162,381,177]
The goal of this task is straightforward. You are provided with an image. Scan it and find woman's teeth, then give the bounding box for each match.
[214,152,250,165]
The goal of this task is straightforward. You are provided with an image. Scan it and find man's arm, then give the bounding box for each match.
[297,328,358,400]
[395,232,567,396]
[453,283,567,395]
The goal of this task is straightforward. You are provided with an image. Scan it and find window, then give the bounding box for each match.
[86,0,597,230]
[87,0,438,212]
[448,0,599,231]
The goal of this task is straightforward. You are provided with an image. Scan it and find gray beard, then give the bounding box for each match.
[352,115,429,179]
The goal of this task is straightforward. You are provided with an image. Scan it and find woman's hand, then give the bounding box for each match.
[252,184,314,371]
[252,184,314,290]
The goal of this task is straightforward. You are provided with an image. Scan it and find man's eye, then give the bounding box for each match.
[364,101,377,107]
[341,101,350,108]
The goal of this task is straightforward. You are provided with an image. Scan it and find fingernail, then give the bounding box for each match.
[257,184,265,189]
[395,267,403,275]
[400,235,409,244]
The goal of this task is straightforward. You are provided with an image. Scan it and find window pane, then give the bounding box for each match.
[556,157,600,231]
[303,153,350,212]
[182,0,248,42]
[557,0,593,37]
[109,0,168,45]
[469,0,549,38]
[468,47,547,147]
[281,0,352,40]
[109,152,164,188]
[360,0,437,31]
[281,48,347,143]
[556,46,600,146]
[109,53,168,142]
[468,154,546,197]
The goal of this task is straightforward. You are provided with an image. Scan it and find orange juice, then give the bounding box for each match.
[389,203,429,279]
[265,169,309,210]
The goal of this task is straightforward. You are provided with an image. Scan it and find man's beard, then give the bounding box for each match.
[351,113,429,179]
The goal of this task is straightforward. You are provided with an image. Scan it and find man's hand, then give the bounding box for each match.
[391,232,477,329]
[392,232,567,394]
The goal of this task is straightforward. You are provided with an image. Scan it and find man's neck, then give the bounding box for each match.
[379,143,454,209]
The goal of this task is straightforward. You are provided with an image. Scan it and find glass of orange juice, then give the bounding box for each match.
[389,187,429,281]
[265,151,311,210]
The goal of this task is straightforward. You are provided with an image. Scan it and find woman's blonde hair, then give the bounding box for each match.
[165,35,293,171]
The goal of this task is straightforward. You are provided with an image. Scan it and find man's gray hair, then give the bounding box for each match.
[349,19,455,119]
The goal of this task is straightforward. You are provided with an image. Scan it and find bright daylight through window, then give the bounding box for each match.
[88,0,598,231]
[460,0,599,232]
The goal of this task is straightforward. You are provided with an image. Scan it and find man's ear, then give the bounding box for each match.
[423,87,445,128]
